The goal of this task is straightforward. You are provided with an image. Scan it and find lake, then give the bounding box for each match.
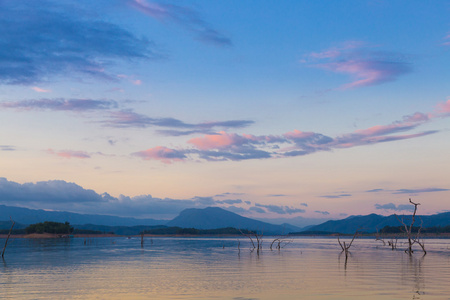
[1,236,450,299]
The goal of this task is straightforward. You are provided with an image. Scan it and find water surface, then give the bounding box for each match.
[1,237,450,299]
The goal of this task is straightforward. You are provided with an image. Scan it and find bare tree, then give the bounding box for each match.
[375,227,386,246]
[388,237,399,250]
[338,230,359,259]
[2,217,15,258]
[239,229,263,254]
[375,226,399,250]
[270,236,293,251]
[395,198,426,255]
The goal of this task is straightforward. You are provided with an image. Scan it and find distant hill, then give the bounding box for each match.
[166,207,300,234]
[0,205,167,227]
[306,212,450,234]
[0,220,27,230]
[255,215,329,229]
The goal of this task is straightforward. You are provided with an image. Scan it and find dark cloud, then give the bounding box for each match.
[366,187,449,195]
[0,0,157,84]
[0,178,244,218]
[300,203,308,207]
[249,206,266,214]
[255,203,305,215]
[225,206,249,214]
[315,211,330,215]
[0,178,260,218]
[319,194,352,199]
[1,99,254,135]
[128,0,232,47]
[374,203,415,212]
[215,199,243,205]
[0,177,104,205]
[196,148,272,161]
[105,110,254,132]
[393,188,450,194]
[267,194,288,197]
[366,188,385,193]
[215,192,246,197]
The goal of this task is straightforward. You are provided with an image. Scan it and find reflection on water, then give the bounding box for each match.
[1,237,450,299]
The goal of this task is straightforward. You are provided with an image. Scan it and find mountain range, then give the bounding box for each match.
[0,205,300,234]
[0,204,164,227]
[304,212,450,234]
[1,204,450,235]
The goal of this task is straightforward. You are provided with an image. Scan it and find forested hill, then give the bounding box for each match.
[305,212,450,234]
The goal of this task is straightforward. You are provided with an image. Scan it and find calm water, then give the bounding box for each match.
[1,236,450,299]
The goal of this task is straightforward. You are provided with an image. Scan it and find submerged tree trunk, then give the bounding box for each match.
[2,217,15,258]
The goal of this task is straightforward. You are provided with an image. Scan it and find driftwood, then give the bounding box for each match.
[2,217,15,258]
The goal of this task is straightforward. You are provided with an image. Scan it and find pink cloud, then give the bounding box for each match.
[31,87,51,93]
[320,60,409,89]
[47,149,91,159]
[132,146,186,164]
[133,100,448,163]
[354,123,411,137]
[436,99,450,114]
[304,42,411,89]
[130,0,168,19]
[402,112,430,123]
[188,131,246,150]
[284,130,315,140]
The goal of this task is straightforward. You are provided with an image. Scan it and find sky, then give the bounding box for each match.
[0,0,449,223]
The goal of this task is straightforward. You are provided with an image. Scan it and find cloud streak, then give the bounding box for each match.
[132,146,187,164]
[0,98,118,111]
[47,149,92,159]
[104,110,254,133]
[366,187,449,195]
[128,0,232,46]
[0,98,254,134]
[0,145,16,151]
[319,194,352,199]
[374,203,414,212]
[303,42,412,89]
[254,203,305,215]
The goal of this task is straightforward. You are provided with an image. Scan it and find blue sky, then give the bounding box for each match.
[0,0,449,222]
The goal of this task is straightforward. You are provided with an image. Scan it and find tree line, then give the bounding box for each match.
[142,226,255,235]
